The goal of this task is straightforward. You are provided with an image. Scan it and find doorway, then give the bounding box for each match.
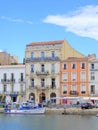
[39,92,46,103]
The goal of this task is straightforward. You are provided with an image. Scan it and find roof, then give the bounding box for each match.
[63,57,88,62]
[26,40,64,46]
[89,59,98,63]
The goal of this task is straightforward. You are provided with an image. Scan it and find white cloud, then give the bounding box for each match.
[43,5,98,41]
[0,16,33,25]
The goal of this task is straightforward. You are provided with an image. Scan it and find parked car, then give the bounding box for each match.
[95,102,98,108]
[81,102,93,109]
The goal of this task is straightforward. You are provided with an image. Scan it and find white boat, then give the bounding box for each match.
[4,101,46,114]
[4,107,46,114]
[96,114,98,117]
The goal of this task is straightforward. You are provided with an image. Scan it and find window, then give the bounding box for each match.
[63,63,67,69]
[63,85,67,94]
[71,85,76,91]
[31,79,34,87]
[72,63,76,69]
[41,64,45,72]
[41,52,45,59]
[71,72,76,81]
[20,73,24,81]
[90,72,95,80]
[81,62,85,69]
[3,73,7,81]
[4,85,7,92]
[80,72,86,81]
[81,84,86,94]
[91,63,94,69]
[51,51,55,58]
[11,73,14,81]
[62,73,67,81]
[90,85,95,94]
[51,78,55,88]
[31,52,34,58]
[11,84,14,92]
[41,79,45,87]
[20,84,23,93]
[31,64,34,73]
[51,64,55,73]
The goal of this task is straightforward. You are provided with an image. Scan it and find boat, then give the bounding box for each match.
[96,114,98,117]
[4,101,46,114]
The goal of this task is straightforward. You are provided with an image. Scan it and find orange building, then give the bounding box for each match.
[60,57,89,102]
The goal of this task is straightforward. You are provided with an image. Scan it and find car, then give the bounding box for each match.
[81,102,93,109]
[95,102,98,108]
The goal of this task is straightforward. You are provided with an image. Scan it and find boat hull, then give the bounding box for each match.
[4,107,46,114]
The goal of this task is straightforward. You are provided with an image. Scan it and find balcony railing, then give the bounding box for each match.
[25,56,60,63]
[9,79,15,83]
[18,79,25,83]
[1,79,15,83]
[51,84,56,89]
[28,85,57,90]
[36,71,49,75]
[90,68,98,71]
[69,90,78,95]
[1,91,25,95]
[29,86,37,89]
[1,79,10,83]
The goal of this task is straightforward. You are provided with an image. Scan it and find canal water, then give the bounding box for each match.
[0,114,98,130]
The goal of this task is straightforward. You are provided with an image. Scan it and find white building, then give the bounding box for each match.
[89,59,98,96]
[0,64,26,102]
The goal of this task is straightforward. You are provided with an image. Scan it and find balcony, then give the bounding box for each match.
[25,56,60,63]
[50,84,56,89]
[36,71,49,76]
[63,91,67,94]
[35,85,49,90]
[29,86,37,90]
[9,79,15,83]
[18,79,25,83]
[90,68,98,71]
[1,79,15,84]
[81,91,86,94]
[1,79,10,83]
[69,90,78,96]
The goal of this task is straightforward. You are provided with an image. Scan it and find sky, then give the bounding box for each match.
[0,0,98,62]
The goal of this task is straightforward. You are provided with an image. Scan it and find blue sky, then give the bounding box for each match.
[0,0,98,62]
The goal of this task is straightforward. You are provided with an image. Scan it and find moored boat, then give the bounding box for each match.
[96,114,98,117]
[4,101,46,114]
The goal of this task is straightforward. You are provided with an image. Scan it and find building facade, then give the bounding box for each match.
[60,57,89,103]
[0,64,25,102]
[25,40,84,104]
[0,51,18,65]
[89,59,98,96]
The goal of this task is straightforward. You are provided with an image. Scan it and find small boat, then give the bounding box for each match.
[4,101,46,114]
[96,114,98,117]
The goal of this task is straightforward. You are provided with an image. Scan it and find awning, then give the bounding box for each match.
[10,94,18,97]
[1,94,5,100]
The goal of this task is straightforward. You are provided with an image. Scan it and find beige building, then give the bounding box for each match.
[25,40,84,104]
[0,51,18,65]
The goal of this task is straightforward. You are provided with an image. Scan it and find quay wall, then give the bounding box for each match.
[0,108,4,113]
[1,108,98,115]
[46,108,98,115]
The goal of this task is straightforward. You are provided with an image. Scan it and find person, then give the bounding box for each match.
[77,101,80,105]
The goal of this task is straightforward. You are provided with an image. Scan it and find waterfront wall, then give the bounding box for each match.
[46,108,98,115]
[1,108,98,115]
[0,108,4,113]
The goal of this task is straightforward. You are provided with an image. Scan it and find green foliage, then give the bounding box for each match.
[11,62,18,65]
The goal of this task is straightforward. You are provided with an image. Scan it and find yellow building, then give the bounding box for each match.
[25,40,84,104]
